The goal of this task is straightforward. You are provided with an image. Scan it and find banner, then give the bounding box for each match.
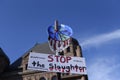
[27,52,87,74]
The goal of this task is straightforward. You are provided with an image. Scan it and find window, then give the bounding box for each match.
[39,77,46,80]
[25,64,28,70]
[51,76,58,80]
[67,47,70,52]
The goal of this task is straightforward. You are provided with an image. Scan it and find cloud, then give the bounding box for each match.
[80,29,120,48]
[78,30,120,80]
[88,57,120,80]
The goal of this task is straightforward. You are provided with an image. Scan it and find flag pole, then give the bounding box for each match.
[55,20,58,32]
[54,20,59,56]
[54,20,61,80]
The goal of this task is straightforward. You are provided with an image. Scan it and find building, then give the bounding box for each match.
[0,38,88,80]
[0,48,10,74]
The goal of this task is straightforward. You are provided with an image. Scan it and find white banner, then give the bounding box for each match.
[27,52,87,74]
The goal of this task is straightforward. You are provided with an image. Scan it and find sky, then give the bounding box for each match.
[0,0,120,80]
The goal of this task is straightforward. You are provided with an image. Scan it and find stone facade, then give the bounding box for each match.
[0,38,88,80]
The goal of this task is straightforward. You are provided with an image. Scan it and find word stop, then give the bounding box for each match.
[48,55,72,63]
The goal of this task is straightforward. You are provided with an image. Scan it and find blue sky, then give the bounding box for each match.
[0,0,120,80]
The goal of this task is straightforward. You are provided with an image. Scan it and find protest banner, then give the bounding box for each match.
[27,52,87,74]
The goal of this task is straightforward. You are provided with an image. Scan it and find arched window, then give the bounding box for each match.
[39,77,46,80]
[51,75,58,80]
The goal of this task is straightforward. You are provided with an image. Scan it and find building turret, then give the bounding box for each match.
[0,48,10,74]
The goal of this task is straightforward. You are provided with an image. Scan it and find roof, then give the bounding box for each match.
[0,48,7,56]
[10,42,53,71]
[0,48,10,64]
[22,42,54,58]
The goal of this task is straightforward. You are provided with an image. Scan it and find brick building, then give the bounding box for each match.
[0,38,88,80]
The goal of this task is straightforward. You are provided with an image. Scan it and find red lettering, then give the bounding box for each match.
[48,55,53,62]
[49,55,72,63]
[66,57,72,63]
[79,67,86,72]
[55,55,59,62]
[60,56,66,63]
